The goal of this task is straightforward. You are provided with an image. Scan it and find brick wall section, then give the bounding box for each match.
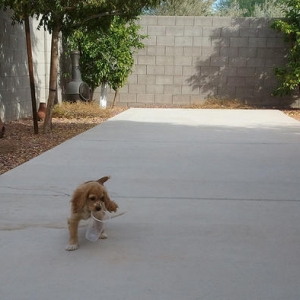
[105,16,297,108]
[0,10,51,122]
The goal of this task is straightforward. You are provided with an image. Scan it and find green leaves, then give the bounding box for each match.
[68,16,147,94]
[271,0,300,96]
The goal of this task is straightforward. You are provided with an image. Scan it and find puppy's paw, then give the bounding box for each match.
[100,231,108,239]
[66,244,79,251]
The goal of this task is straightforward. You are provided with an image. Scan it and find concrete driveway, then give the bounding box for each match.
[1,108,300,300]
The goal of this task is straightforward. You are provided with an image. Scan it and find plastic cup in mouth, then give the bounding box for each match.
[85,211,111,242]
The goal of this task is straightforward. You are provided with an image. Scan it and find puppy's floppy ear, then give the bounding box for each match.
[102,190,118,212]
[96,176,110,185]
[71,185,87,214]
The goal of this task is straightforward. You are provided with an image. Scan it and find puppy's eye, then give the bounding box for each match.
[89,196,96,201]
[100,196,105,201]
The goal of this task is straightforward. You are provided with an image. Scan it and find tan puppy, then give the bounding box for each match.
[66,176,118,251]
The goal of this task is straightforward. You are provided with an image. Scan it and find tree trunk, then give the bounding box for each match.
[111,89,119,108]
[100,82,108,108]
[24,14,39,134]
[43,23,60,134]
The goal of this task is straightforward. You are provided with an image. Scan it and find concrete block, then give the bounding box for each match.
[156,55,174,66]
[212,37,230,47]
[203,27,221,37]
[247,57,265,67]
[157,36,175,46]
[138,75,156,85]
[119,93,137,103]
[173,94,192,104]
[230,37,249,47]
[194,17,213,26]
[134,65,147,75]
[229,57,248,67]
[201,46,216,56]
[137,93,155,103]
[182,85,199,95]
[164,84,182,94]
[146,84,164,94]
[193,36,212,47]
[200,66,220,76]
[175,36,193,47]
[227,76,246,86]
[138,16,158,26]
[156,75,174,85]
[184,26,202,36]
[154,93,173,104]
[183,66,196,75]
[195,56,212,66]
[147,65,165,75]
[176,16,194,26]
[166,26,184,36]
[267,38,287,48]
[145,35,157,46]
[217,86,236,98]
[166,46,184,56]
[239,47,257,57]
[237,67,256,77]
[165,66,183,76]
[138,55,155,65]
[174,56,192,66]
[221,27,240,37]
[212,17,232,27]
[220,66,237,76]
[232,18,251,27]
[148,26,166,36]
[239,27,258,37]
[211,56,228,67]
[249,37,267,47]
[129,84,146,94]
[220,47,238,57]
[184,47,201,56]
[158,16,175,26]
[147,45,166,56]
[236,86,255,98]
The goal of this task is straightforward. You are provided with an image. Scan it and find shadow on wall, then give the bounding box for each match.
[187,18,298,108]
[0,10,44,122]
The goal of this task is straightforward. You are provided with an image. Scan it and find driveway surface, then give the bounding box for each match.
[1,108,300,300]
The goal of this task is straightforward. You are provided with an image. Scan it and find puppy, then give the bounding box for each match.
[66,176,118,251]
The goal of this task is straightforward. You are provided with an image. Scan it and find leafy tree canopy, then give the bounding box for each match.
[215,0,286,17]
[271,0,300,96]
[148,0,214,16]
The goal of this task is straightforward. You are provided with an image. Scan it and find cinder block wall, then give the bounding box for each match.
[104,16,296,107]
[0,10,51,122]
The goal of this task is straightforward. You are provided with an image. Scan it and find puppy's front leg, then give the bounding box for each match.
[66,217,80,251]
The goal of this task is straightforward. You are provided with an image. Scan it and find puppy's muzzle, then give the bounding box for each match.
[95,203,102,211]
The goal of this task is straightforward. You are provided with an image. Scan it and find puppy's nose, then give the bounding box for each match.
[96,205,102,211]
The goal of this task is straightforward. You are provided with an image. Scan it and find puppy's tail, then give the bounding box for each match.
[109,210,126,219]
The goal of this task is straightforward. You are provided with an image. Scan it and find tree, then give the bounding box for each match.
[214,0,286,17]
[271,0,300,96]
[0,0,160,133]
[67,17,146,107]
[150,0,214,16]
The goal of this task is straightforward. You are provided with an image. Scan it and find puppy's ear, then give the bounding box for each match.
[71,186,87,214]
[96,176,110,185]
[102,190,118,212]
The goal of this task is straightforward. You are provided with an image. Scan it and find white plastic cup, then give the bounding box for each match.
[85,211,111,242]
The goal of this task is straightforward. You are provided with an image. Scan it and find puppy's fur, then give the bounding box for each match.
[66,176,118,251]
